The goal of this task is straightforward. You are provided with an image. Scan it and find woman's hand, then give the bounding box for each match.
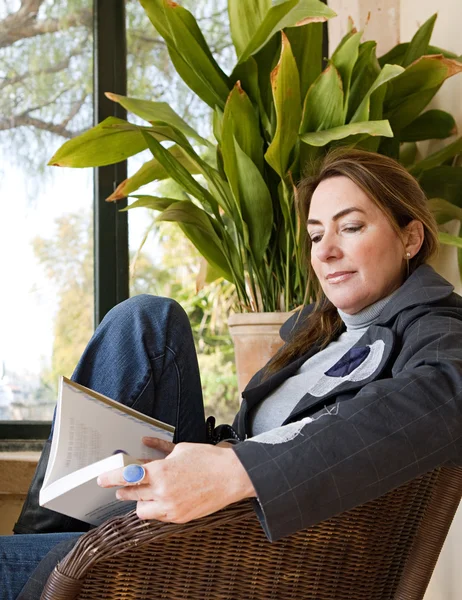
[97,437,256,523]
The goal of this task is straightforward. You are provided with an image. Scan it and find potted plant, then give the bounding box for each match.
[48,1,462,390]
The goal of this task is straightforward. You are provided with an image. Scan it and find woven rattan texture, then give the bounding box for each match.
[41,467,462,600]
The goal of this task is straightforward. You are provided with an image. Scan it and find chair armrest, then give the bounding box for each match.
[41,500,255,600]
[40,467,462,600]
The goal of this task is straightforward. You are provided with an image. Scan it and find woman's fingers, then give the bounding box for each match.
[97,465,148,488]
[98,438,174,488]
[136,501,169,521]
[142,436,175,455]
[116,486,151,502]
[99,443,257,525]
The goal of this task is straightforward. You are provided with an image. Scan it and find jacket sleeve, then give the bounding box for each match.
[232,308,462,542]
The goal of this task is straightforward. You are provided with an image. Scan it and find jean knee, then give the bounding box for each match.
[101,295,188,330]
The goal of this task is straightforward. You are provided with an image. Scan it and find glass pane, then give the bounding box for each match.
[125,0,239,423]
[0,0,93,420]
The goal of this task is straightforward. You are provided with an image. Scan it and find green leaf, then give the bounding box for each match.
[156,201,233,280]
[378,43,408,67]
[234,138,273,263]
[222,82,264,172]
[265,32,302,176]
[399,142,418,167]
[213,107,224,144]
[253,34,281,128]
[347,41,380,121]
[300,64,344,133]
[419,166,462,207]
[330,31,362,111]
[409,137,462,175]
[350,64,404,123]
[378,136,400,159]
[140,0,229,109]
[285,22,323,101]
[48,117,147,167]
[203,262,226,285]
[141,130,217,210]
[438,231,462,249]
[400,110,457,142]
[228,0,271,58]
[386,55,462,108]
[171,137,236,218]
[277,0,336,30]
[106,121,193,146]
[106,148,201,201]
[386,86,442,133]
[300,120,393,146]
[139,0,173,44]
[220,83,263,223]
[230,58,271,136]
[384,55,462,131]
[238,0,336,64]
[378,42,459,67]
[427,45,460,59]
[238,0,297,63]
[140,0,227,83]
[402,13,437,67]
[120,195,179,212]
[105,93,211,147]
[162,1,229,103]
[166,44,225,109]
[427,198,462,225]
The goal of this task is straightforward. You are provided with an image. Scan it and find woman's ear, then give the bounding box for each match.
[404,220,425,259]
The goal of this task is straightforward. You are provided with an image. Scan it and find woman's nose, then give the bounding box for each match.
[315,235,342,262]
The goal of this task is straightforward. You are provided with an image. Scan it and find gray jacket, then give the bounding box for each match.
[232,264,462,541]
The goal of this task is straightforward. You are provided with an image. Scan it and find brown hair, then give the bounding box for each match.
[266,148,440,375]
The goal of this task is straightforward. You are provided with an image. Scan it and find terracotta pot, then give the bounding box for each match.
[228,312,291,395]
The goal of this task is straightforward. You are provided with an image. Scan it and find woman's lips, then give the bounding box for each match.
[326,271,356,284]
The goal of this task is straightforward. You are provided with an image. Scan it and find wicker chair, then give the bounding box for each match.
[41,465,462,600]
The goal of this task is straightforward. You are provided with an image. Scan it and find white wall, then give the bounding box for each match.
[328,2,462,598]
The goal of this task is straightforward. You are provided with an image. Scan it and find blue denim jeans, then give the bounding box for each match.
[0,295,207,599]
[0,533,81,600]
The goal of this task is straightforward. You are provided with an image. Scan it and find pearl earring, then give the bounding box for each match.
[406,252,411,258]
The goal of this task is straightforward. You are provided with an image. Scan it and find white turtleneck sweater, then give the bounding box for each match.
[250,293,396,437]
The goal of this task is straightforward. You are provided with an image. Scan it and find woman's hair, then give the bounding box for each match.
[266,148,440,376]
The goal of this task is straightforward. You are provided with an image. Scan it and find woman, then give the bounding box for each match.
[2,149,462,598]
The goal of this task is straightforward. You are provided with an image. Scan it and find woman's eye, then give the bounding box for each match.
[310,234,322,244]
[342,225,363,234]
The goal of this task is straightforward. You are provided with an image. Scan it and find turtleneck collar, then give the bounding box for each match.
[338,290,398,331]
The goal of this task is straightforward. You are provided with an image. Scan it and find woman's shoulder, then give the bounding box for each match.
[279,304,315,341]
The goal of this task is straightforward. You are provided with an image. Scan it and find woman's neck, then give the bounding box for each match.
[338,291,398,331]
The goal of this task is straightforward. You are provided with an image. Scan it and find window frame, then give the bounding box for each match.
[0,0,129,441]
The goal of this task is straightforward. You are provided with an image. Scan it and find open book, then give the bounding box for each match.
[39,377,175,526]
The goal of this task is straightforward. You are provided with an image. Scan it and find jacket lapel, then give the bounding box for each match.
[237,345,320,437]
[236,265,454,438]
[282,326,395,425]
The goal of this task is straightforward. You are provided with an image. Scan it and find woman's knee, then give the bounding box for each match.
[101,294,187,328]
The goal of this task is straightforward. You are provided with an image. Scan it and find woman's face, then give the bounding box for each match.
[308,175,407,315]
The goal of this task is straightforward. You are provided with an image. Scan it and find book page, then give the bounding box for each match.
[43,377,174,488]
[40,452,140,525]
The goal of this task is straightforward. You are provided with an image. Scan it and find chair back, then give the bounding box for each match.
[41,466,462,600]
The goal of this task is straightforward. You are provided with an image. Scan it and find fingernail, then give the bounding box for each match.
[116,490,122,500]
[96,477,102,486]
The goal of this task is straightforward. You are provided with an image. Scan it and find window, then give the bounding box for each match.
[0,0,94,423]
[0,0,248,433]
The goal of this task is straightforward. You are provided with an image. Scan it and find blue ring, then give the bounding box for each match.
[122,464,146,484]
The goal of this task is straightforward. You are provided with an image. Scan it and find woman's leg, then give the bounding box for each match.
[0,532,82,600]
[14,295,205,535]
